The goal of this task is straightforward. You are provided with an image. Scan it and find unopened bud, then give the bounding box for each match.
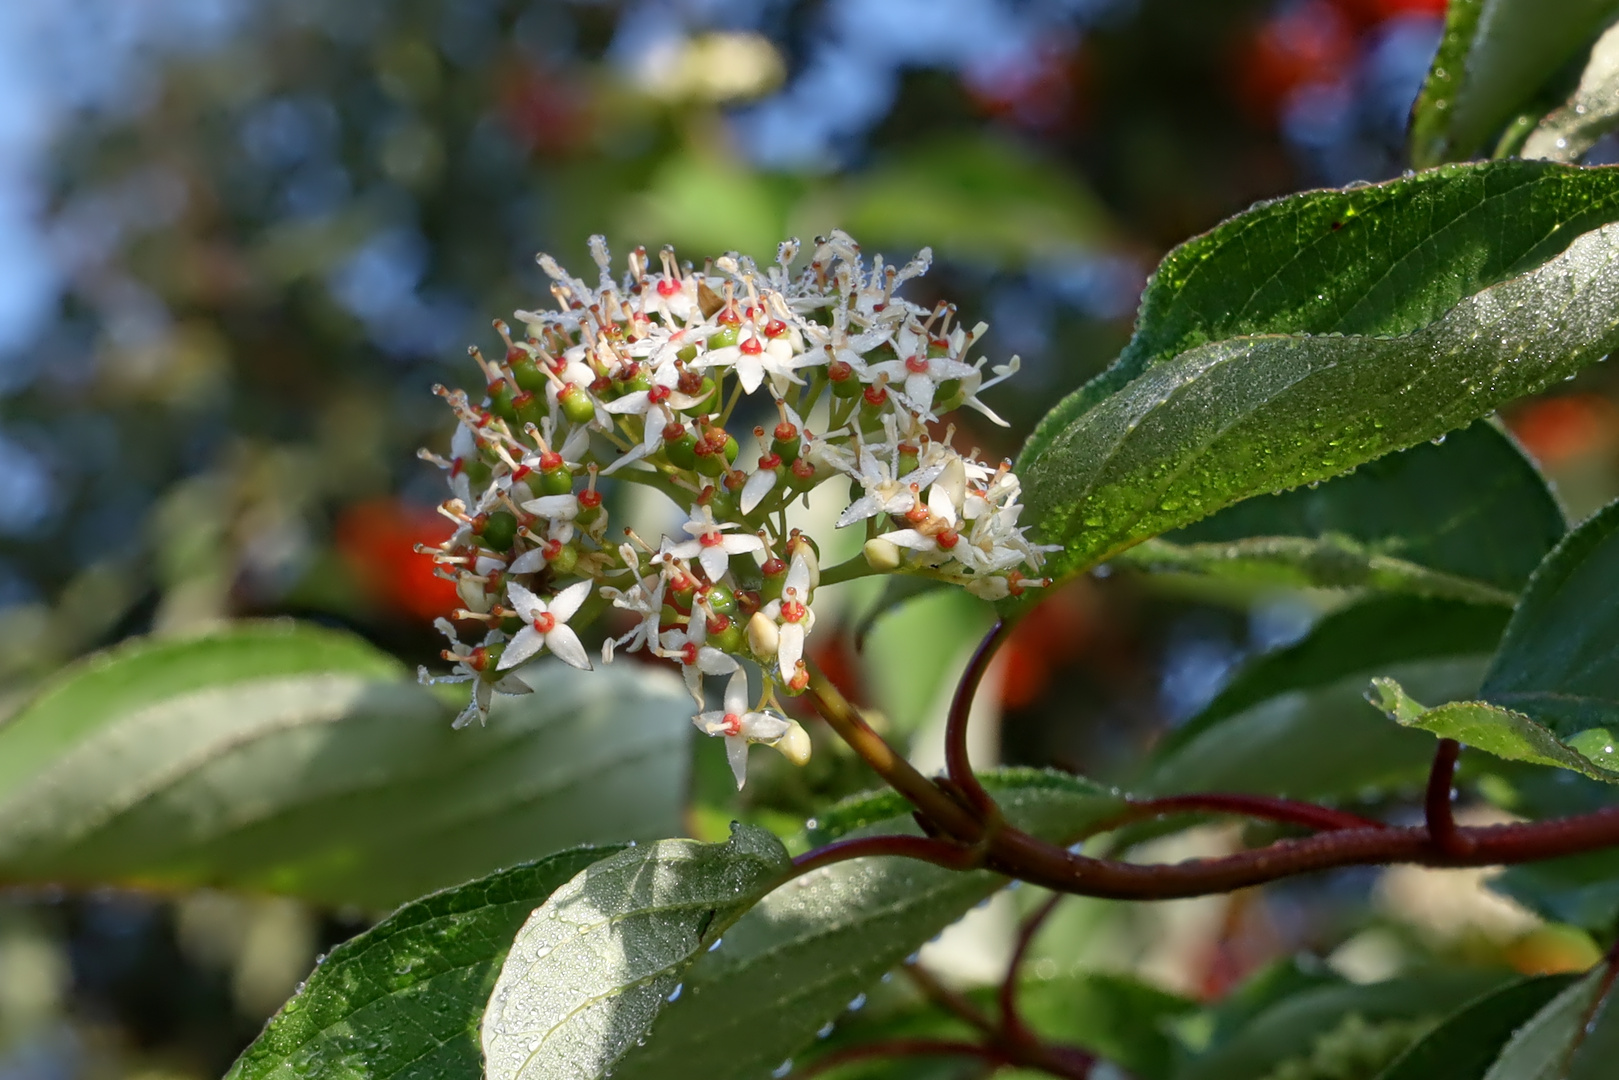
[747,611,780,659]
[863,537,902,571]
[773,720,812,767]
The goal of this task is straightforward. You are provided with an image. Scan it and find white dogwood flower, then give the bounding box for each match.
[498,580,594,670]
[692,669,792,788]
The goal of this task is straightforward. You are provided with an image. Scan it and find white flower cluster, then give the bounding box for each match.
[417,231,1053,786]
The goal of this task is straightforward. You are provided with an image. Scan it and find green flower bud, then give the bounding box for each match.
[559,384,597,425]
[478,510,518,551]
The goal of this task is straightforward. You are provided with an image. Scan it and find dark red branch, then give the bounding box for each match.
[790,833,982,876]
[946,621,1008,817]
[797,1037,1010,1078]
[1106,793,1388,835]
[1425,739,1474,856]
[1000,892,1065,1040]
[904,962,998,1035]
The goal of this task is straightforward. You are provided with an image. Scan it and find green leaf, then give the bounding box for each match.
[1492,850,1619,930]
[1410,0,1619,166]
[481,824,791,1080]
[1480,960,1619,1079]
[1022,162,1619,469]
[1481,499,1619,733]
[608,770,1126,1080]
[1374,975,1576,1080]
[226,845,618,1080]
[1168,596,1510,757]
[1180,970,1509,1080]
[1523,23,1619,161]
[1369,677,1619,783]
[1140,657,1489,800]
[1127,421,1565,604]
[1017,164,1619,587]
[832,134,1109,265]
[0,623,692,907]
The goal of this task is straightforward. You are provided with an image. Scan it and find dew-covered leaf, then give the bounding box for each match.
[226,846,618,1080]
[1368,677,1619,783]
[1523,22,1619,162]
[1017,165,1619,587]
[480,824,790,1080]
[1124,421,1564,604]
[0,622,691,907]
[1022,162,1619,468]
[1410,0,1619,166]
[607,770,1125,1080]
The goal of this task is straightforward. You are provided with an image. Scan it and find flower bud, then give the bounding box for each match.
[747,611,780,659]
[558,384,597,425]
[773,719,812,767]
[863,537,902,571]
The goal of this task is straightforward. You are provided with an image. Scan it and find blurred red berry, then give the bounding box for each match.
[1234,1,1354,124]
[1507,394,1619,467]
[335,498,461,621]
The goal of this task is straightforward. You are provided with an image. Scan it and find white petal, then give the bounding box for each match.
[507,548,547,574]
[904,373,936,413]
[735,356,766,394]
[699,545,729,583]
[522,494,580,520]
[548,579,594,622]
[785,553,811,596]
[723,668,750,716]
[741,710,790,743]
[493,674,532,694]
[725,735,750,788]
[544,625,592,670]
[721,534,764,556]
[777,622,804,682]
[878,528,934,551]
[740,469,777,514]
[699,648,739,676]
[497,626,545,669]
[603,391,652,414]
[505,581,545,620]
[682,663,705,706]
[837,495,883,528]
[693,709,728,737]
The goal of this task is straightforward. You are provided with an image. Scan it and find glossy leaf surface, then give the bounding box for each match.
[608,771,1125,1080]
[227,846,618,1080]
[1018,165,1619,586]
[481,825,790,1080]
[0,624,691,906]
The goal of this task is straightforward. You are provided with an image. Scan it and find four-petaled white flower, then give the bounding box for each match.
[498,580,594,670]
[662,505,764,582]
[693,669,792,788]
[418,619,532,729]
[864,325,977,419]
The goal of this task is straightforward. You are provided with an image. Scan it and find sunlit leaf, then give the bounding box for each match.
[1018,164,1619,588]
[0,622,691,907]
[227,846,619,1080]
[608,770,1125,1080]
[1369,676,1619,783]
[481,824,791,1080]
